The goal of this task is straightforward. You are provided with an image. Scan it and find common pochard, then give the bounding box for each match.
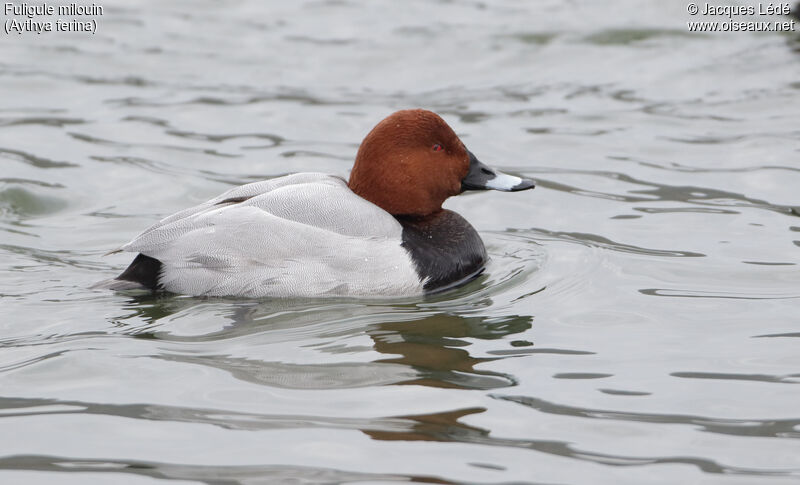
[102,109,534,297]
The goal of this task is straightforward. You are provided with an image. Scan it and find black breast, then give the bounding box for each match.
[396,209,487,293]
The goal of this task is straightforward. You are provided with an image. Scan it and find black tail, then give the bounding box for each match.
[115,253,163,290]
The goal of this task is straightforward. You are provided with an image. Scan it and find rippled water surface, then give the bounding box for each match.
[2,1,800,483]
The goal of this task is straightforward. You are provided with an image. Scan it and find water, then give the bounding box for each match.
[1,0,799,483]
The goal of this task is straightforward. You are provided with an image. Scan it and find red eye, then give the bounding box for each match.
[432,144,444,152]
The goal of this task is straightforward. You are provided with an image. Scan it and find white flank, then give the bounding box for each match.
[119,174,425,298]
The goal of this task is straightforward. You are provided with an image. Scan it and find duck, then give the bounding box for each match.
[101,109,534,297]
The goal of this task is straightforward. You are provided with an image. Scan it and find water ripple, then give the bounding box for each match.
[70,132,239,158]
[0,350,71,373]
[1,396,795,479]
[495,394,800,440]
[368,404,799,477]
[165,129,285,146]
[520,228,704,257]
[1,245,107,271]
[0,186,67,218]
[154,354,420,390]
[754,332,800,339]
[106,89,347,108]
[120,114,286,147]
[0,178,64,188]
[639,288,800,300]
[0,148,79,169]
[582,28,692,46]
[672,371,800,385]
[0,117,85,128]
[0,455,454,485]
[533,169,800,218]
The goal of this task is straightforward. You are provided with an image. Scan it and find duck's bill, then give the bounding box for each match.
[461,150,535,192]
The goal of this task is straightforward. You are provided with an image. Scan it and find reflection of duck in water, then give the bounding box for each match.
[100,109,534,298]
[134,305,532,391]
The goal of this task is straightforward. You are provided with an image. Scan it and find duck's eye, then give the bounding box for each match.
[432,144,444,152]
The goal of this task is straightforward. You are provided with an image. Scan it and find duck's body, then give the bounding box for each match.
[112,173,484,297]
[102,109,534,298]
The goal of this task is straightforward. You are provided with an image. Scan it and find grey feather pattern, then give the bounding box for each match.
[118,174,424,297]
